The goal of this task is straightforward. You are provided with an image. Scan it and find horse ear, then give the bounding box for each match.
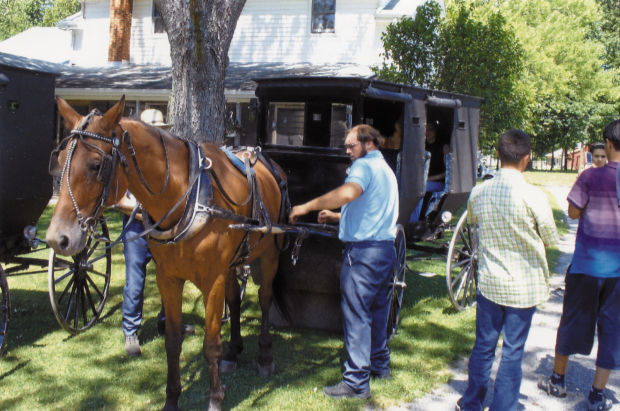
[100,95,126,131]
[56,97,82,130]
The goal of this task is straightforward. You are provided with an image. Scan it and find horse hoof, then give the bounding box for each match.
[220,360,237,374]
[258,361,275,377]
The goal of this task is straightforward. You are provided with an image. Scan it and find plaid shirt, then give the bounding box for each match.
[467,169,559,308]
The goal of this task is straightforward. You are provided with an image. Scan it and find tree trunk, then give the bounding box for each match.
[156,0,246,143]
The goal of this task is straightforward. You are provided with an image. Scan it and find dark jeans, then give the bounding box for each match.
[461,293,536,411]
[340,240,396,393]
[122,217,154,336]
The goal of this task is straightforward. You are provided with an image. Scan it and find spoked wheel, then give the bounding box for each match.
[446,210,479,311]
[0,264,10,357]
[387,224,407,342]
[48,219,112,334]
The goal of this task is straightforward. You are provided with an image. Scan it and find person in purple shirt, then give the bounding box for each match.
[539,120,620,411]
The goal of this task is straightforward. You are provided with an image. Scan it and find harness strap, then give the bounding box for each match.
[123,127,170,195]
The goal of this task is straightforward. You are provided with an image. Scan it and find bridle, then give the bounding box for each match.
[49,110,169,232]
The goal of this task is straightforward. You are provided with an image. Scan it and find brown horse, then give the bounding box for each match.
[46,97,285,410]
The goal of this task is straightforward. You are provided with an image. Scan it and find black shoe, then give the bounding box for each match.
[371,370,391,380]
[455,397,463,411]
[323,381,370,399]
[157,318,195,336]
[588,391,613,411]
[538,376,567,398]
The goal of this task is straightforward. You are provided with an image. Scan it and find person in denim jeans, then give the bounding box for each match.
[118,193,193,357]
[456,130,558,411]
[289,124,399,399]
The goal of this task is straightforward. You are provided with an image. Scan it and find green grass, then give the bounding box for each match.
[0,181,569,409]
[524,169,578,187]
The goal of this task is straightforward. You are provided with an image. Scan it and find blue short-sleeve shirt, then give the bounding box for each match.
[339,150,399,242]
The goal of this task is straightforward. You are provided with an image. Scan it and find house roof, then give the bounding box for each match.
[54,62,374,96]
[0,28,73,64]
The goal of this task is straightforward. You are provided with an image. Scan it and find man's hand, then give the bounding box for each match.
[318,210,340,224]
[289,204,309,224]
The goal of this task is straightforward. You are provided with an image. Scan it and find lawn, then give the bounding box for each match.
[0,172,571,410]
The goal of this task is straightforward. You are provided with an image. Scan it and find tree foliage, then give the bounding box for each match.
[489,0,620,167]
[375,0,620,164]
[0,0,79,41]
[374,0,526,152]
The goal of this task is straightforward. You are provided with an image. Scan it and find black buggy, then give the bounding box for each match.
[0,52,112,356]
[234,76,482,339]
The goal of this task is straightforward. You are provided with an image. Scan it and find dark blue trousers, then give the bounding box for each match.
[340,240,395,393]
[121,217,153,336]
[461,293,536,411]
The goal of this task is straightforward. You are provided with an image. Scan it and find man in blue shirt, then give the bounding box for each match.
[289,124,399,399]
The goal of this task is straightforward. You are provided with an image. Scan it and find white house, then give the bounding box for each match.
[0,0,427,139]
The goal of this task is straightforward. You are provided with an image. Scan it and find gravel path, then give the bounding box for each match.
[392,185,619,410]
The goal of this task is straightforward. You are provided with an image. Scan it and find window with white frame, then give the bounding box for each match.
[153,1,165,34]
[311,0,335,33]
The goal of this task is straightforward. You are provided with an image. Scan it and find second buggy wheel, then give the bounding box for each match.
[446,210,478,311]
[387,224,407,342]
[0,264,10,357]
[48,218,112,334]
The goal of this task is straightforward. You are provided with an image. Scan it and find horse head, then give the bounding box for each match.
[46,97,128,256]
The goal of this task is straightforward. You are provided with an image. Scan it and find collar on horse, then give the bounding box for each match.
[50,111,290,256]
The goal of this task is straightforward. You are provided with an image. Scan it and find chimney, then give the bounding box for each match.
[108,0,133,63]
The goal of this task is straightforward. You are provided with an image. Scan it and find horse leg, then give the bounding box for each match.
[221,268,243,374]
[157,275,185,411]
[257,247,279,377]
[202,276,226,411]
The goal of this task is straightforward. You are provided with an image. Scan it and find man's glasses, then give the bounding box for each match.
[344,142,360,149]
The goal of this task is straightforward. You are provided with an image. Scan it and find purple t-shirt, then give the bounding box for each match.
[567,161,620,277]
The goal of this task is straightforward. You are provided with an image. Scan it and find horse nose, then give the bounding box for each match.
[58,235,70,252]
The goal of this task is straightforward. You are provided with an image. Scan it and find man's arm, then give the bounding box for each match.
[568,202,582,219]
[289,182,362,223]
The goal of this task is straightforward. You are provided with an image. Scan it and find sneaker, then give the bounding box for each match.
[323,381,370,399]
[588,392,613,411]
[124,333,141,357]
[456,397,488,411]
[157,317,196,336]
[538,376,567,398]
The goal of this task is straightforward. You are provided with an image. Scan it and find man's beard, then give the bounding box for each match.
[351,146,368,162]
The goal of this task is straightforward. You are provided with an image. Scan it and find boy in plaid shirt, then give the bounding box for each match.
[457,129,558,411]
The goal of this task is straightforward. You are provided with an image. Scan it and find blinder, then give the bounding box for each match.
[97,152,114,183]
[48,149,61,177]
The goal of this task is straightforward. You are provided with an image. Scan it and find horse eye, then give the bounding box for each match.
[89,162,101,172]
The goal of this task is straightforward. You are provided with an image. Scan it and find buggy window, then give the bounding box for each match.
[267,102,352,147]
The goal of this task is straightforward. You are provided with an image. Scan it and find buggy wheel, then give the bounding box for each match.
[0,264,10,357]
[446,210,478,311]
[48,219,112,334]
[387,224,406,342]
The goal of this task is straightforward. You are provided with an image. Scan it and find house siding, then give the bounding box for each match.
[73,0,387,66]
[229,0,381,65]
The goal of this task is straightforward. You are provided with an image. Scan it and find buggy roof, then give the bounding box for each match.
[253,76,483,105]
